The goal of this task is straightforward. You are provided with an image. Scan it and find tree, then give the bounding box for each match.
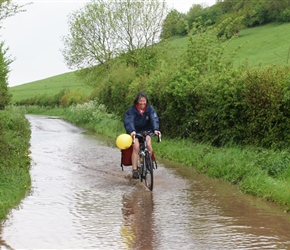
[115,0,167,51]
[0,42,11,109]
[187,4,204,28]
[263,0,290,22]
[0,0,28,28]
[216,14,245,39]
[201,5,224,25]
[61,0,168,70]
[62,0,118,70]
[160,9,187,39]
[0,0,27,109]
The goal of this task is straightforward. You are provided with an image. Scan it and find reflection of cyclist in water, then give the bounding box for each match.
[121,189,155,249]
[124,92,160,179]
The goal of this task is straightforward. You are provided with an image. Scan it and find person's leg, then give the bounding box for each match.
[146,135,156,166]
[146,135,153,153]
[132,139,139,171]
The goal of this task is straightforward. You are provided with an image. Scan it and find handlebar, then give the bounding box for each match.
[157,132,161,143]
[132,131,161,144]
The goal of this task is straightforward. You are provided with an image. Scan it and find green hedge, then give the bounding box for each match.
[94,20,290,150]
[0,106,31,219]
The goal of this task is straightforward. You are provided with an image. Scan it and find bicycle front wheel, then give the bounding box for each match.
[144,152,154,191]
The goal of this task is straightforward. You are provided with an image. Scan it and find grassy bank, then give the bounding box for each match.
[0,106,31,220]
[9,72,90,103]
[26,104,290,212]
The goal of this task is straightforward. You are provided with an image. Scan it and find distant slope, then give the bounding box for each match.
[228,22,290,66]
[9,72,89,103]
[169,22,290,66]
[10,22,290,102]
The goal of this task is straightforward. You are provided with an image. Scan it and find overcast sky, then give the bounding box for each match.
[2,0,216,87]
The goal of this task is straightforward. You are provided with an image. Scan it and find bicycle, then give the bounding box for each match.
[133,131,161,191]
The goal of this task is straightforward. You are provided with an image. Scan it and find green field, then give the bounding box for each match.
[10,22,290,102]
[9,72,90,103]
[161,22,290,66]
[228,22,290,66]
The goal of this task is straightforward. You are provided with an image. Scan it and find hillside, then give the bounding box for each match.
[9,72,90,103]
[10,22,290,102]
[228,22,290,66]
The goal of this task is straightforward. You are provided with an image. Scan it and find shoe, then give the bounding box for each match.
[132,170,139,179]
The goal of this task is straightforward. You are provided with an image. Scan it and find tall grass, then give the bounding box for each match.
[65,100,124,138]
[26,100,124,139]
[0,106,31,219]
[153,137,290,211]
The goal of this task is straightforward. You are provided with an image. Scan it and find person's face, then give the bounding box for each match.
[137,97,147,109]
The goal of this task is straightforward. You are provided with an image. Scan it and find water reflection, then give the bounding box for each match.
[122,185,155,250]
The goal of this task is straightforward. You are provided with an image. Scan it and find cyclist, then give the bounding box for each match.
[124,92,160,179]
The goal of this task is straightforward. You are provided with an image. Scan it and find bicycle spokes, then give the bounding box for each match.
[143,153,153,191]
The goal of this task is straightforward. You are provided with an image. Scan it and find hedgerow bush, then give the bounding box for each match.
[16,89,89,108]
[94,19,290,150]
[0,42,12,110]
[94,63,136,117]
[149,19,243,144]
[0,106,31,219]
[156,63,290,149]
[63,99,123,137]
[67,99,108,124]
[236,66,290,148]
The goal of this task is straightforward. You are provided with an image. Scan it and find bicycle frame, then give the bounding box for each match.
[133,131,156,191]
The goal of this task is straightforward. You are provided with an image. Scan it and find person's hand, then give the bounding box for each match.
[154,130,160,135]
[155,130,161,143]
[130,131,136,137]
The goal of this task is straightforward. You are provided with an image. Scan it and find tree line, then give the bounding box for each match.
[161,0,290,39]
[0,0,28,109]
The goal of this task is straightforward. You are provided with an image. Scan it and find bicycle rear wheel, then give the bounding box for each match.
[144,152,153,191]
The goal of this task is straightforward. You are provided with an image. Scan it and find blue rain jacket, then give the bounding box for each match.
[124,105,159,134]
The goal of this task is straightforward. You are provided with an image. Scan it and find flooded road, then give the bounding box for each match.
[1,114,290,249]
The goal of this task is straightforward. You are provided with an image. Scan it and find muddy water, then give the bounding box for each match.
[1,115,290,249]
